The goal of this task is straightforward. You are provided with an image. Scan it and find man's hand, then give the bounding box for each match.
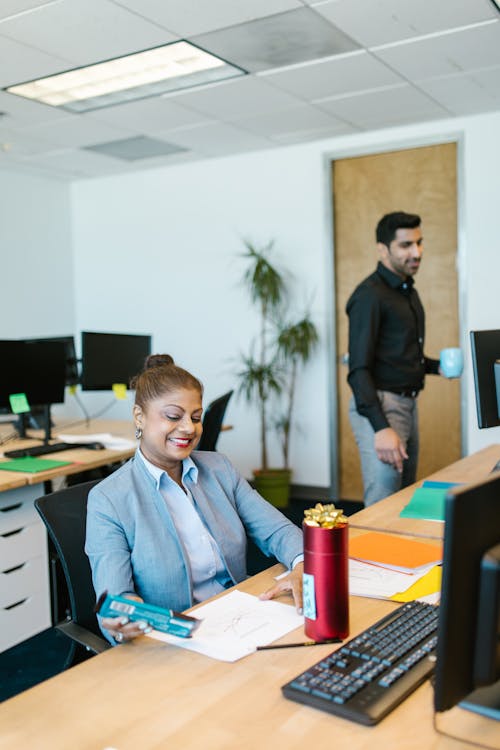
[374,427,408,473]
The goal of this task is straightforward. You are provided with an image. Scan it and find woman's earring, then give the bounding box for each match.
[135,427,142,439]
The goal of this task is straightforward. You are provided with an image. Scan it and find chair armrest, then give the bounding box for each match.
[56,621,110,654]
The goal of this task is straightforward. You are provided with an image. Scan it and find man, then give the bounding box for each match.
[346,211,440,506]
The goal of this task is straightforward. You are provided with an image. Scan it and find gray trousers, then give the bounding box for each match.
[348,391,419,506]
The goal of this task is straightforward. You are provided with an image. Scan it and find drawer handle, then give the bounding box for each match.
[4,598,28,610]
[2,563,26,575]
[0,503,22,513]
[0,527,23,538]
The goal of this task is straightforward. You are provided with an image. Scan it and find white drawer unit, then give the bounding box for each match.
[0,591,52,652]
[0,484,51,652]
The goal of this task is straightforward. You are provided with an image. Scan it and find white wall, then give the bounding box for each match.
[68,108,500,485]
[0,168,74,339]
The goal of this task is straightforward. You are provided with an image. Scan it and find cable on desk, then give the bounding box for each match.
[55,398,118,432]
[0,430,21,447]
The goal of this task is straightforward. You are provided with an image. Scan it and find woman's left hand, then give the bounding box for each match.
[258,562,303,614]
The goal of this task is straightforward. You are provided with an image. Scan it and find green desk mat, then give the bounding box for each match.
[0,457,72,473]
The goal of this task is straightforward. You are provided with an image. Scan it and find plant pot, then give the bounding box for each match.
[253,468,292,508]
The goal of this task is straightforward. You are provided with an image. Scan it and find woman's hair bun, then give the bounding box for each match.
[144,353,174,370]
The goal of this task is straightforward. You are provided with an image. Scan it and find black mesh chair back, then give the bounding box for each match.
[197,390,233,451]
[35,479,108,652]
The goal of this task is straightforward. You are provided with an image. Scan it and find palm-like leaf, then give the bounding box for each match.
[236,239,319,471]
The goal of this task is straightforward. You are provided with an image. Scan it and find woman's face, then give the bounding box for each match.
[134,387,203,470]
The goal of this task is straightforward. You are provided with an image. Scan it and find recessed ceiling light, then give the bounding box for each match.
[4,41,246,113]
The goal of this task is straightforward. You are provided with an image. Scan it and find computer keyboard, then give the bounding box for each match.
[3,441,104,458]
[282,600,439,726]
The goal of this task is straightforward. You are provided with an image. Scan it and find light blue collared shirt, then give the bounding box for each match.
[137,450,231,602]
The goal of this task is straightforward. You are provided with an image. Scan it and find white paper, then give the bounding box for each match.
[348,559,432,599]
[146,590,303,662]
[56,432,136,450]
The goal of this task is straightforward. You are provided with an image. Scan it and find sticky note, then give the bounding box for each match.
[68,384,77,395]
[9,393,30,414]
[112,383,127,400]
[302,573,317,620]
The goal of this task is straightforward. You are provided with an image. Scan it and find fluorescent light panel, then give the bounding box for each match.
[5,41,245,112]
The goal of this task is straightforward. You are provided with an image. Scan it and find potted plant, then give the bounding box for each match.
[236,240,319,507]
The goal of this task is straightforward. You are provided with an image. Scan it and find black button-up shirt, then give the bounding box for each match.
[346,262,439,432]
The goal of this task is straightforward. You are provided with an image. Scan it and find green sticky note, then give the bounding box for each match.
[400,487,446,522]
[0,457,72,473]
[9,393,30,414]
[112,383,127,400]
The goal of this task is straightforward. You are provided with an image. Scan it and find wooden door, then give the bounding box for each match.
[333,143,460,500]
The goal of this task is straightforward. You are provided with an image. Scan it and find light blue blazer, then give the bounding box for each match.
[85,450,303,615]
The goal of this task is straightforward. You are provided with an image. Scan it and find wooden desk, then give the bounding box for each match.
[0,419,136,485]
[349,444,500,540]
[0,420,136,652]
[1,562,496,750]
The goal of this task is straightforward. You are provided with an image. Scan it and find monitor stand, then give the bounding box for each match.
[40,404,53,444]
[460,680,500,721]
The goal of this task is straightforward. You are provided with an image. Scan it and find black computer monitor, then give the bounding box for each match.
[470,329,500,428]
[434,472,500,720]
[0,339,67,440]
[24,335,79,386]
[80,331,151,391]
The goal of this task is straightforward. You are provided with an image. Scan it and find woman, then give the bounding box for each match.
[85,354,304,644]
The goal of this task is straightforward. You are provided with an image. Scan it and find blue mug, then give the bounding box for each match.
[440,347,463,378]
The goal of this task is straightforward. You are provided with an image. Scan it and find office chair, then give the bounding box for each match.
[196,390,233,451]
[34,480,110,660]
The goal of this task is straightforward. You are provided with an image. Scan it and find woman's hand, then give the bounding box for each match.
[101,594,153,644]
[258,562,303,614]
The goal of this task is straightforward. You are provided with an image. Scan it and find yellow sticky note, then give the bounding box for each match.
[112,383,127,400]
[68,385,77,396]
[390,565,442,603]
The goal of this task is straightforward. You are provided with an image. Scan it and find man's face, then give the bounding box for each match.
[378,227,423,279]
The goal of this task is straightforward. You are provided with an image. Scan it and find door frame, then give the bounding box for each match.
[322,133,468,498]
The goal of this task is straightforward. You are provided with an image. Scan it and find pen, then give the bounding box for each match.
[256,638,342,650]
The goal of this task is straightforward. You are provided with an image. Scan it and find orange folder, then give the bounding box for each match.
[349,532,443,573]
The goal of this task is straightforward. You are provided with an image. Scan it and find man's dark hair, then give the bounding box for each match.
[376,211,421,248]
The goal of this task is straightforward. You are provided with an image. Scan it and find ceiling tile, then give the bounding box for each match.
[374,21,500,82]
[191,7,360,73]
[0,1,59,21]
[263,50,404,101]
[0,0,176,67]
[0,123,60,155]
[232,104,351,138]
[311,0,498,47]
[112,0,302,36]
[317,84,450,129]
[417,68,500,116]
[17,114,135,148]
[16,144,199,178]
[152,121,273,157]
[16,147,129,177]
[0,32,70,87]
[0,0,499,178]
[170,76,303,120]
[0,89,73,127]
[86,96,212,133]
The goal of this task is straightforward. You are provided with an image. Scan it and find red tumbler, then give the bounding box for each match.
[303,521,349,641]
